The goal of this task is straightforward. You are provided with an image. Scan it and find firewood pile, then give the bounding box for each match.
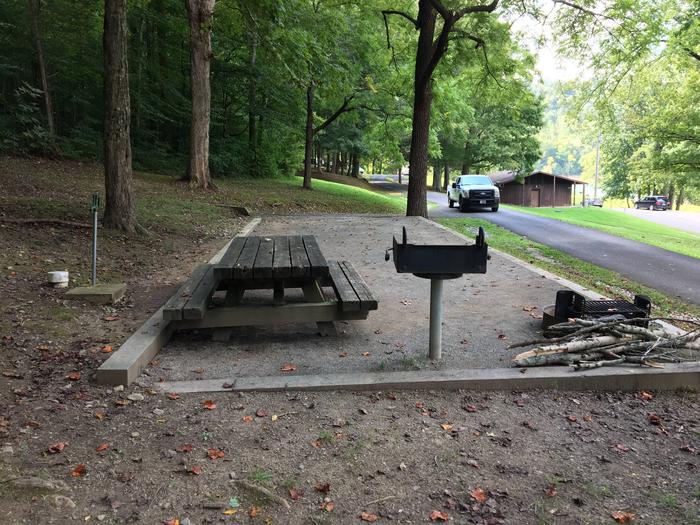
[511,317,700,370]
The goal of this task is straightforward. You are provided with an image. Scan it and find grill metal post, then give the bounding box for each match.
[90,193,100,286]
[429,278,444,360]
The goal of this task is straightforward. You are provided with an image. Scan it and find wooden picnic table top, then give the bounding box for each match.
[214,235,329,281]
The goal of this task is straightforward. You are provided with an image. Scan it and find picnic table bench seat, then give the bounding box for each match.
[162,235,377,329]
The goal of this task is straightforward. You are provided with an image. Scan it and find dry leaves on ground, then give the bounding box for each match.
[611,511,636,523]
[470,488,488,503]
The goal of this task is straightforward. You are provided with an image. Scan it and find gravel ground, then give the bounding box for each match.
[159,216,567,382]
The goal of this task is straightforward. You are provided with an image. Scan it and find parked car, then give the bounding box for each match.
[447,175,500,212]
[634,196,670,210]
[584,198,603,207]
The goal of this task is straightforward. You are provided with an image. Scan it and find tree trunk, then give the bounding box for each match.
[303,84,314,189]
[377,159,382,175]
[103,0,137,232]
[431,161,441,191]
[334,151,340,173]
[398,166,402,185]
[29,0,55,137]
[351,152,360,178]
[406,1,437,217]
[443,163,450,191]
[676,185,684,210]
[248,30,257,155]
[185,0,215,189]
[325,152,331,172]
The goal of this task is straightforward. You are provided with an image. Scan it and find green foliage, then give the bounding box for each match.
[0,83,52,155]
[0,0,543,185]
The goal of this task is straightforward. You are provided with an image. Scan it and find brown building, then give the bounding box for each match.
[489,170,586,207]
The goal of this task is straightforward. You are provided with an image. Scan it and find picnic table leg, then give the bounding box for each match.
[212,283,245,342]
[273,281,285,306]
[302,281,337,337]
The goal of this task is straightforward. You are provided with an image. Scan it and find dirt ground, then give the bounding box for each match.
[0,160,698,525]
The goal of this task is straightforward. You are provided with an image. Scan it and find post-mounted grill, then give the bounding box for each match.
[386,227,489,360]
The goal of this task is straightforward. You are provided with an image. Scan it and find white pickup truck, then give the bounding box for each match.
[447,174,500,212]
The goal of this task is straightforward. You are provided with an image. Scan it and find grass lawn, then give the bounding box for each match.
[438,217,700,319]
[505,205,700,260]
[0,158,404,237]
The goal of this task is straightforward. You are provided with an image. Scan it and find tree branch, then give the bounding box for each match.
[455,0,499,18]
[381,9,419,28]
[684,47,700,62]
[312,95,356,134]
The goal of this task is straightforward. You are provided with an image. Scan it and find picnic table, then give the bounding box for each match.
[162,235,377,337]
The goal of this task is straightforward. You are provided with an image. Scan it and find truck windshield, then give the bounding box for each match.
[460,176,492,185]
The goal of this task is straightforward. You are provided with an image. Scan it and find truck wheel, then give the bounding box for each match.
[448,197,454,208]
[491,205,499,212]
[458,197,467,212]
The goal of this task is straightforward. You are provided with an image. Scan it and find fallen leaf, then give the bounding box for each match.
[280,363,297,372]
[188,466,203,475]
[470,488,487,503]
[222,382,233,389]
[465,404,477,413]
[255,409,268,418]
[647,413,661,425]
[66,372,81,381]
[223,509,237,515]
[70,463,86,477]
[522,420,536,430]
[95,443,110,452]
[207,448,224,460]
[271,414,278,421]
[322,501,334,512]
[611,511,636,523]
[314,483,331,493]
[339,352,348,357]
[415,402,425,409]
[202,400,217,410]
[2,370,22,378]
[162,519,180,525]
[248,506,261,518]
[566,415,578,423]
[289,488,303,500]
[515,399,525,407]
[639,391,654,400]
[614,443,630,453]
[94,411,105,420]
[176,444,193,453]
[360,512,378,522]
[440,423,453,431]
[48,442,67,454]
[361,352,370,356]
[544,486,557,497]
[497,334,507,340]
[167,393,180,400]
[242,415,253,424]
[103,315,119,322]
[430,510,449,521]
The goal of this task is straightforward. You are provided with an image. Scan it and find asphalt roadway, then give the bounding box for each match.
[371,178,700,306]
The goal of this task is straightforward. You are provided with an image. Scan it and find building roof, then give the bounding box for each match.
[487,170,587,185]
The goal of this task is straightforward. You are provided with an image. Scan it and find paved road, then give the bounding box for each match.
[612,207,700,235]
[371,179,700,306]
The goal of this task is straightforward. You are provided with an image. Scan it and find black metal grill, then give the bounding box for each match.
[549,290,652,327]
[469,189,495,198]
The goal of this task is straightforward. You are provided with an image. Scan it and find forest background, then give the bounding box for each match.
[1,0,698,211]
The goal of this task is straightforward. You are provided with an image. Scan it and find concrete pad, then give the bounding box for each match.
[158,361,700,394]
[65,283,126,304]
[154,215,698,393]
